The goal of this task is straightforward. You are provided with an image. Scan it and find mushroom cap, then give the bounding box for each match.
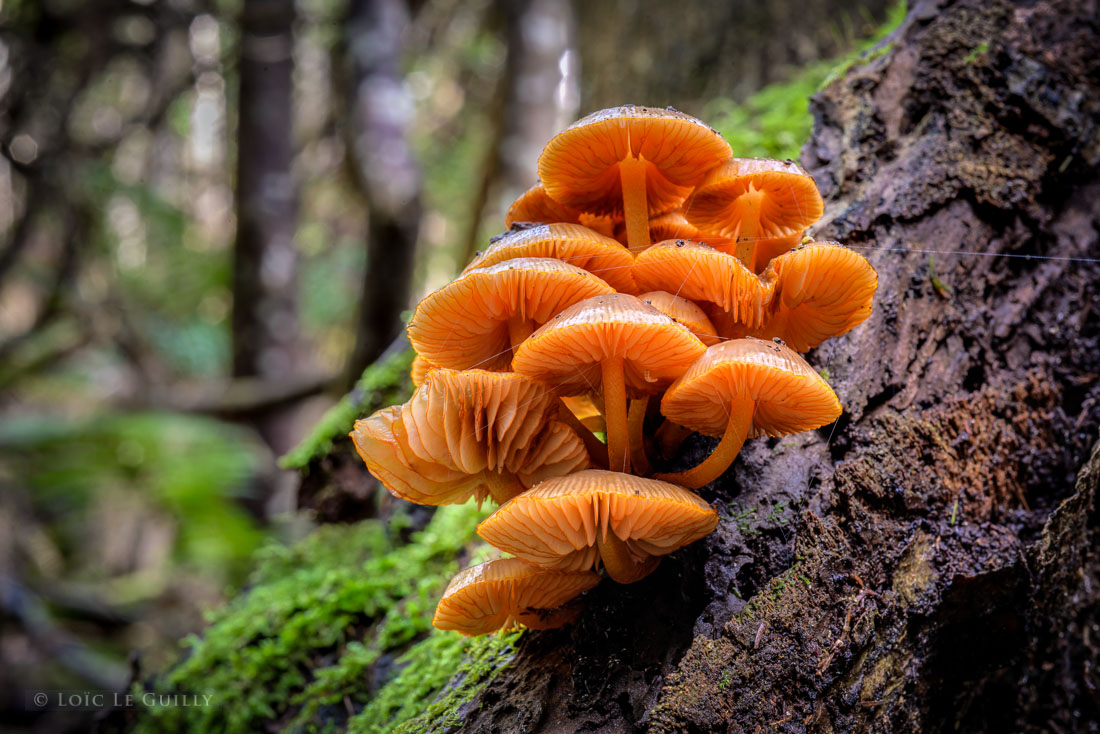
[538,105,732,216]
[511,293,706,397]
[646,208,707,243]
[432,558,600,636]
[661,337,841,438]
[410,353,434,387]
[753,242,877,352]
[477,469,719,571]
[561,394,606,433]
[505,184,617,238]
[466,223,637,293]
[684,158,824,241]
[351,369,589,506]
[408,257,615,371]
[640,290,719,346]
[633,240,770,328]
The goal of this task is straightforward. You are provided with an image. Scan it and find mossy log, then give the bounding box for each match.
[136,0,1100,731]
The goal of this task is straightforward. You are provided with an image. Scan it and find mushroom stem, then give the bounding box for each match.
[655,419,694,459]
[597,528,661,584]
[483,470,526,505]
[601,356,630,473]
[656,395,754,489]
[507,316,534,358]
[558,401,609,470]
[628,397,651,476]
[619,156,651,253]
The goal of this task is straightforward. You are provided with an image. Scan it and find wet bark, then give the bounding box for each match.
[447,0,1100,730]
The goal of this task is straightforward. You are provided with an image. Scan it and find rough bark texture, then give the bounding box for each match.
[441,0,1100,730]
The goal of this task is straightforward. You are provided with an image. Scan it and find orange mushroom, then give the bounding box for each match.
[465,223,637,294]
[432,558,600,635]
[538,105,732,254]
[646,209,708,244]
[410,353,434,387]
[477,470,719,583]
[751,242,878,352]
[351,369,589,506]
[655,338,841,489]
[640,290,720,346]
[512,293,705,473]
[633,240,769,334]
[408,257,615,371]
[505,184,617,238]
[684,158,824,272]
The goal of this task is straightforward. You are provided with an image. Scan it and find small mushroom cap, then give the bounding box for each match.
[646,208,707,243]
[640,290,719,346]
[661,337,841,438]
[511,293,706,397]
[633,240,770,328]
[505,184,618,238]
[561,394,606,433]
[432,558,600,636]
[538,105,732,216]
[410,353,434,387]
[685,158,824,240]
[477,469,719,571]
[753,242,877,352]
[351,369,589,506]
[465,223,637,293]
[408,257,615,371]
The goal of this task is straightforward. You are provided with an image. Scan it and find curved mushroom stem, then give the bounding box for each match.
[619,156,651,253]
[597,529,661,584]
[601,356,630,473]
[558,401,609,469]
[483,470,526,505]
[655,419,694,459]
[628,397,651,476]
[507,316,534,359]
[656,395,754,489]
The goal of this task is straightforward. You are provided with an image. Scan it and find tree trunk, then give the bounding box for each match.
[443,0,1100,730]
[232,0,299,382]
[342,0,423,389]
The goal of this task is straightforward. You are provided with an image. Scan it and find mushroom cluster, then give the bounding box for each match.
[351,105,877,636]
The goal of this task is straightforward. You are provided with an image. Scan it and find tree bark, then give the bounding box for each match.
[342,0,423,389]
[232,0,299,380]
[442,0,1100,730]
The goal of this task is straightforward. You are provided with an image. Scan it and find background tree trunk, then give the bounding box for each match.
[232,0,299,383]
[436,0,1100,729]
[231,0,300,455]
[342,0,423,389]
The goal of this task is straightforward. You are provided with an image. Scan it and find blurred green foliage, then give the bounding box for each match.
[706,1,906,161]
[0,412,265,582]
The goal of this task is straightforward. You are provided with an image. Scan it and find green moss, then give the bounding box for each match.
[963,40,990,64]
[280,347,415,471]
[350,629,522,734]
[135,501,491,733]
[928,255,953,298]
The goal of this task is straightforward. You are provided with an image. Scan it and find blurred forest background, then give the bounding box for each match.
[0,0,899,729]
